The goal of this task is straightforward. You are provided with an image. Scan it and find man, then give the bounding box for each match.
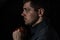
[12,0,60,40]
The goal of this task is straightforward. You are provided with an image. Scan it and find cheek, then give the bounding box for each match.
[26,10,37,20]
[27,12,35,20]
[30,11,37,18]
[29,10,35,16]
[26,14,32,20]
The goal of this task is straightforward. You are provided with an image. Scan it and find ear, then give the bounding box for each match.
[38,8,45,17]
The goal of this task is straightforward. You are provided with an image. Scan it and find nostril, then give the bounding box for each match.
[21,13,26,16]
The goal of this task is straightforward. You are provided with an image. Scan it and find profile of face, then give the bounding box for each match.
[21,1,44,25]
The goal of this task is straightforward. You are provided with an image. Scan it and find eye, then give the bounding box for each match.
[26,9,31,13]
[27,9,30,11]
[23,8,31,13]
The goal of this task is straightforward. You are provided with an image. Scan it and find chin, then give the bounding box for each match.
[25,22,28,25]
[25,22,30,25]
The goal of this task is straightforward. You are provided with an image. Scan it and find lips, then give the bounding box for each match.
[24,18,27,21]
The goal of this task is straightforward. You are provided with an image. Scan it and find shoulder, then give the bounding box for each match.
[38,27,60,40]
[47,27,60,40]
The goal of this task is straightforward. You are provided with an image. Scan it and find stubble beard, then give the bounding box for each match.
[25,15,39,26]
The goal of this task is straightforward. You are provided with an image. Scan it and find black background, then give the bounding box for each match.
[0,0,60,40]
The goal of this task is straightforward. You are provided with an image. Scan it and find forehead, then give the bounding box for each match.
[23,1,31,8]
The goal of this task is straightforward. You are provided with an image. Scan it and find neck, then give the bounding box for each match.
[32,17,43,27]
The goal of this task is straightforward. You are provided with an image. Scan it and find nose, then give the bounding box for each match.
[21,13,24,16]
[21,12,26,17]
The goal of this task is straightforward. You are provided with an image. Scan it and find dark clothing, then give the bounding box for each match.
[28,20,60,40]
[47,27,60,40]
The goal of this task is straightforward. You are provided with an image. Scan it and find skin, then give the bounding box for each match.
[21,1,44,26]
[21,2,39,25]
[12,1,44,40]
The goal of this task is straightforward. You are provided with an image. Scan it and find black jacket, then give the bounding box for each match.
[28,20,60,40]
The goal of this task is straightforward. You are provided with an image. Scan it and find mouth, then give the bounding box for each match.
[24,18,27,21]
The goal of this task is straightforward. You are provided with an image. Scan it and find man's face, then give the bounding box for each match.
[21,2,39,25]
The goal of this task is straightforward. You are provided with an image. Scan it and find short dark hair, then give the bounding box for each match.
[23,0,49,11]
[23,0,49,21]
